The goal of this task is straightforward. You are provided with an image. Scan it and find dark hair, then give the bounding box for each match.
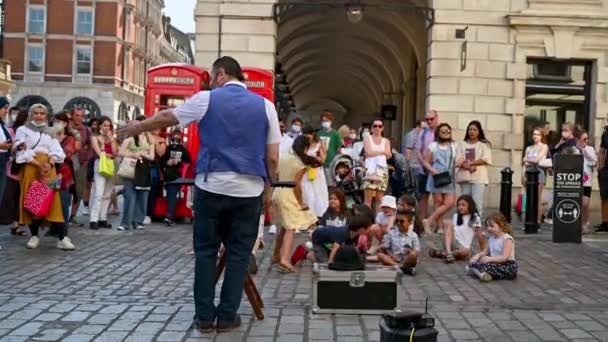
[435,123,453,143]
[98,116,114,131]
[329,189,347,214]
[347,212,374,232]
[464,120,491,147]
[212,56,244,82]
[415,119,424,128]
[53,111,73,137]
[350,204,375,226]
[135,115,146,122]
[397,195,423,235]
[292,135,323,168]
[456,195,479,227]
[88,117,99,126]
[291,117,304,126]
[301,125,319,142]
[13,108,29,129]
[396,209,416,223]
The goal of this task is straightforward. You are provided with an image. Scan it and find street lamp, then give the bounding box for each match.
[346,3,364,23]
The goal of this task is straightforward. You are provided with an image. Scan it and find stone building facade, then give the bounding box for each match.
[3,0,166,123]
[195,0,608,206]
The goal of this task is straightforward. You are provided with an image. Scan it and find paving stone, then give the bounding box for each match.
[157,331,186,341]
[0,320,26,330]
[61,311,91,322]
[560,329,593,339]
[33,313,62,322]
[335,325,361,336]
[93,331,129,342]
[6,309,42,321]
[32,329,67,341]
[48,304,77,313]
[61,334,95,342]
[8,322,43,337]
[123,335,156,342]
[276,335,304,342]
[87,314,118,325]
[72,325,106,336]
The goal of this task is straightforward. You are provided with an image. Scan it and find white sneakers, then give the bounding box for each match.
[143,216,152,225]
[57,237,75,250]
[27,236,76,250]
[26,236,40,249]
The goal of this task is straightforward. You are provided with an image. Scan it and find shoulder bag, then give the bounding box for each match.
[11,132,42,175]
[432,143,454,188]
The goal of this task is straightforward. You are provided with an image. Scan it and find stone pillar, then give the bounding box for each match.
[426,0,518,207]
[195,0,277,70]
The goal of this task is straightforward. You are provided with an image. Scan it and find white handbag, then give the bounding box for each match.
[117,157,137,179]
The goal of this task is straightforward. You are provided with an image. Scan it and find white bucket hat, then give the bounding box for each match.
[380,195,397,209]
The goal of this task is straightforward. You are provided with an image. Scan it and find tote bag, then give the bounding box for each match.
[99,154,115,178]
[24,180,54,217]
[117,157,137,179]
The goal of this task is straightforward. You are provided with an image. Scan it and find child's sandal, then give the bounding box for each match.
[445,254,455,263]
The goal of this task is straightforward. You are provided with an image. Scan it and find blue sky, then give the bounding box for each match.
[164,0,196,33]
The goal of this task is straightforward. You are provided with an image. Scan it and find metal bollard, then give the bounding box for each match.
[524,167,540,234]
[499,167,513,222]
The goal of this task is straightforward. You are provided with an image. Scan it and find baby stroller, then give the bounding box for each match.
[330,154,364,208]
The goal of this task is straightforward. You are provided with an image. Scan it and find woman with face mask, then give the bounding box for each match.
[279,117,304,158]
[15,104,74,250]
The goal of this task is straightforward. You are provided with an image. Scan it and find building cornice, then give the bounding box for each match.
[508,13,608,29]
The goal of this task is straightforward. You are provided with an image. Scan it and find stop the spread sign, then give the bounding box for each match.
[553,154,583,243]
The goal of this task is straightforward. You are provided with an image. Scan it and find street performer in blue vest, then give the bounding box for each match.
[118,56,281,333]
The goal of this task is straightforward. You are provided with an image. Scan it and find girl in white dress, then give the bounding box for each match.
[301,126,329,217]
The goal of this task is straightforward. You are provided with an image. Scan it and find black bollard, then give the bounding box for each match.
[499,167,513,223]
[524,167,540,234]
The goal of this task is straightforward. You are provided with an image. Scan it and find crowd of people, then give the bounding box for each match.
[272,109,517,282]
[0,97,192,251]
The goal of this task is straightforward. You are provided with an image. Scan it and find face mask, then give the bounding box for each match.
[291,125,301,133]
[349,134,357,140]
[54,122,65,130]
[31,121,46,128]
[10,114,17,122]
[362,131,370,139]
[321,121,331,129]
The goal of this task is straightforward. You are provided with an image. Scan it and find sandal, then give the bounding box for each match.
[445,253,455,264]
[428,248,444,259]
[278,263,296,273]
[10,227,27,237]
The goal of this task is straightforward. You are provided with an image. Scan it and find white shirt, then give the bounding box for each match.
[173,81,281,197]
[15,126,65,164]
[489,233,515,261]
[452,213,481,249]
[279,133,296,158]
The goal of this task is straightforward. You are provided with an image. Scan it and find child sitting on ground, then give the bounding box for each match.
[376,209,420,276]
[428,195,484,263]
[366,196,397,258]
[311,205,375,263]
[467,212,518,282]
[398,195,424,235]
[319,189,351,227]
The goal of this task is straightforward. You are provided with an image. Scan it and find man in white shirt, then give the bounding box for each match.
[118,57,280,333]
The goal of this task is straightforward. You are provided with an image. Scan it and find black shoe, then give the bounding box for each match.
[163,218,175,227]
[596,223,608,232]
[192,319,215,333]
[401,266,416,276]
[217,315,241,332]
[98,221,112,229]
[89,222,98,230]
[248,255,258,275]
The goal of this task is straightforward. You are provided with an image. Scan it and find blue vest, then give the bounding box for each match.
[196,84,269,179]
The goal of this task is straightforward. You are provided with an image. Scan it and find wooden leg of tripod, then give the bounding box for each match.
[214,251,265,320]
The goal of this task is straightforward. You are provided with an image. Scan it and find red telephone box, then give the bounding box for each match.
[145,63,210,220]
[242,67,274,103]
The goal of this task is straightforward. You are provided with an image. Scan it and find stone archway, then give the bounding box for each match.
[64,97,102,121]
[16,95,54,115]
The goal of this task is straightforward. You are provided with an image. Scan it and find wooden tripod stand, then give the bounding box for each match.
[214,252,265,320]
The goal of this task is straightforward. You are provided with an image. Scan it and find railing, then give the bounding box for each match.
[73,74,92,84]
[24,73,43,83]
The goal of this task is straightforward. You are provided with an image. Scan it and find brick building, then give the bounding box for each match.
[2,0,166,123]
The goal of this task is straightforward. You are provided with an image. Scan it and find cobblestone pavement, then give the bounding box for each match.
[1,218,608,342]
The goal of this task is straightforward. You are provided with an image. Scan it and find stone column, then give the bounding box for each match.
[195,0,277,70]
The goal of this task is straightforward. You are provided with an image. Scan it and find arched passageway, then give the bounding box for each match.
[274,0,431,137]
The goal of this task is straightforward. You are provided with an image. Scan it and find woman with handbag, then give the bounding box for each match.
[15,103,74,250]
[117,117,155,231]
[362,118,392,211]
[422,123,457,235]
[455,121,492,218]
[89,116,118,230]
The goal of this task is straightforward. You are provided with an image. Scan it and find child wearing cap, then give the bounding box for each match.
[376,209,420,275]
[365,195,397,258]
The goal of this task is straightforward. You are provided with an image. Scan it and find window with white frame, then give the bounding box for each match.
[76,8,94,35]
[27,45,44,73]
[28,6,46,33]
[75,46,92,74]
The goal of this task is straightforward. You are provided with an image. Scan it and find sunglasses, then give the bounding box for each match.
[425,117,435,122]
[373,124,383,128]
